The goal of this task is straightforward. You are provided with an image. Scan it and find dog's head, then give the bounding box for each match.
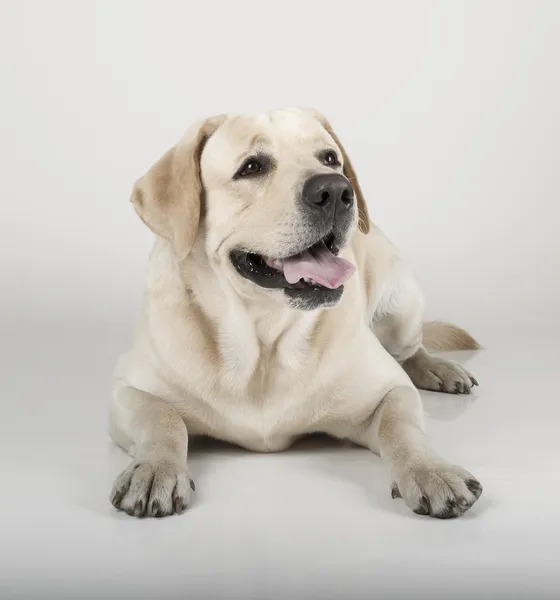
[132,108,369,310]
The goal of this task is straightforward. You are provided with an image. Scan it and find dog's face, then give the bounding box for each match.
[132,108,369,311]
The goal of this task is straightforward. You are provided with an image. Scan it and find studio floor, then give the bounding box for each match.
[1,320,559,599]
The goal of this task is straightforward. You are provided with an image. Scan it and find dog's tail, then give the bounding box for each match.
[422,321,481,352]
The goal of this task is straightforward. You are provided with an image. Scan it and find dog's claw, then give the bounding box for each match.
[413,495,430,516]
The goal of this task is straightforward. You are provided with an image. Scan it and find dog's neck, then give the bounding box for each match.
[146,238,359,393]
[157,238,322,354]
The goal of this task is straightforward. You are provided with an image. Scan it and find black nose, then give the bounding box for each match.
[301,174,354,214]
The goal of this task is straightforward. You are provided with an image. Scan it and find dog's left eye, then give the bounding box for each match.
[236,159,265,178]
[322,151,340,167]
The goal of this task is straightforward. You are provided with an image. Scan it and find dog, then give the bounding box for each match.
[109,107,482,519]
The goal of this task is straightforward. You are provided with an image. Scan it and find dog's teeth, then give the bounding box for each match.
[266,258,283,271]
[301,277,320,285]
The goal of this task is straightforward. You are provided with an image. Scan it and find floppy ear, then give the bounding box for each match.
[131,116,225,259]
[304,109,370,234]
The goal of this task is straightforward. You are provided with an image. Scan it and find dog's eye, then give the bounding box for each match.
[236,159,264,178]
[322,151,340,167]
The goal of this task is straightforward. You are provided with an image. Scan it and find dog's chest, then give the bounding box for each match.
[165,300,369,451]
[184,327,328,451]
[197,386,317,452]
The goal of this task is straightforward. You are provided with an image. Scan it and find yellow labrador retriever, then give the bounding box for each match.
[110,108,482,519]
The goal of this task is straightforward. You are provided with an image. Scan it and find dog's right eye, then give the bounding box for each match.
[235,159,265,178]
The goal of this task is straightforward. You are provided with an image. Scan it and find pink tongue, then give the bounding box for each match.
[282,242,356,289]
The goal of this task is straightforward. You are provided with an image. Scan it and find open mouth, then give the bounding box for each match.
[229,232,356,293]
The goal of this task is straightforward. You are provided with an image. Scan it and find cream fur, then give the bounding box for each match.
[109,108,482,519]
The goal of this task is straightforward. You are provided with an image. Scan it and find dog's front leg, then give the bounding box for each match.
[109,384,194,518]
[353,386,482,518]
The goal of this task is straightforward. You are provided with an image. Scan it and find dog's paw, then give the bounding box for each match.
[110,458,195,518]
[391,460,482,519]
[404,353,478,395]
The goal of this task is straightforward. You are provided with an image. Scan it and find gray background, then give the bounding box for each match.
[1,1,559,599]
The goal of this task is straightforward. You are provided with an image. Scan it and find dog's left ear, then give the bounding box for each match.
[303,109,370,234]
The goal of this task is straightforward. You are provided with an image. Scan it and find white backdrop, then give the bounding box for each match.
[1,2,560,600]
[1,0,558,337]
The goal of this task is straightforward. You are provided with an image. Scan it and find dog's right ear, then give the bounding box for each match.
[131,116,225,260]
